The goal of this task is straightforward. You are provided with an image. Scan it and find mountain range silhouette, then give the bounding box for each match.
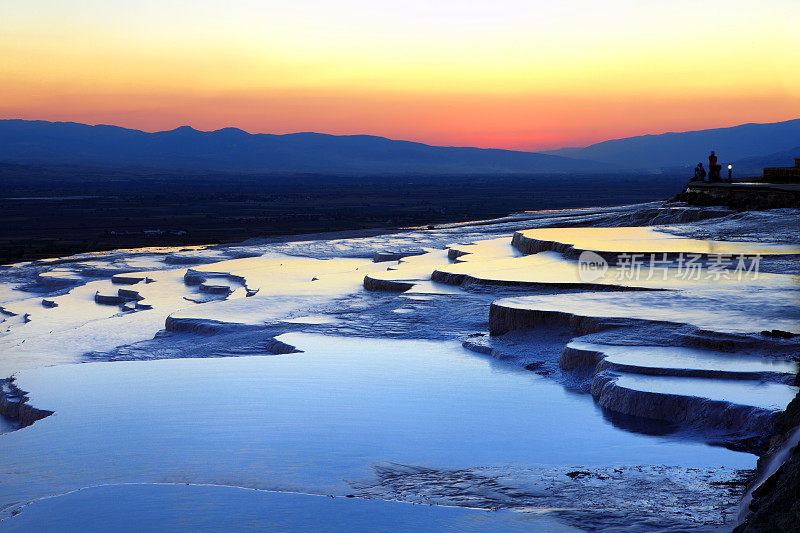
[1,118,798,175]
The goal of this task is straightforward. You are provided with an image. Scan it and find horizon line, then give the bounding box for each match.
[2,116,799,155]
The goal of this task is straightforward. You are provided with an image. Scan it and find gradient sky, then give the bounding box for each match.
[2,0,798,150]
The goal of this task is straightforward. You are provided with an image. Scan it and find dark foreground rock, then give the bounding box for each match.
[674,182,800,210]
[0,378,53,427]
[735,376,800,532]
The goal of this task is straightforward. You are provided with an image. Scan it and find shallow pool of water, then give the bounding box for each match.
[612,374,797,410]
[0,333,753,520]
[570,341,798,374]
[1,484,571,533]
[516,227,800,255]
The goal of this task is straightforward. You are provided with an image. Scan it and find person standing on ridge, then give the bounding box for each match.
[708,151,720,181]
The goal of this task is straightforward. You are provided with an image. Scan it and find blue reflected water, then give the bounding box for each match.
[1,484,576,533]
[0,414,18,434]
[0,333,753,517]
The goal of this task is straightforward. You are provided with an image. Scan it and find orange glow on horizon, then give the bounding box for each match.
[2,88,795,151]
[1,0,798,150]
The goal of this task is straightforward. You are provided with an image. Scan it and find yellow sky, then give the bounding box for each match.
[1,0,798,149]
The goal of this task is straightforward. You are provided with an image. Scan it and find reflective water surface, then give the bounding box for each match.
[1,204,797,530]
[2,484,573,533]
[515,227,800,255]
[0,334,752,523]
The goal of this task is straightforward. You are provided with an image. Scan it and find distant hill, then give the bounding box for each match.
[544,119,800,170]
[732,148,800,176]
[0,120,611,175]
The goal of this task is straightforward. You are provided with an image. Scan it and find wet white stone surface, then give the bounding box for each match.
[1,202,798,530]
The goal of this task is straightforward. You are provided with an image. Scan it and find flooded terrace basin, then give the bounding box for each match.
[0,484,570,533]
[608,373,797,412]
[491,290,800,335]
[0,333,752,528]
[568,341,798,376]
[513,226,800,256]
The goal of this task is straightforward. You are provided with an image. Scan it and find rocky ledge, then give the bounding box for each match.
[0,378,54,428]
[591,371,781,440]
[487,301,799,453]
[430,268,656,292]
[362,274,415,292]
[735,376,800,532]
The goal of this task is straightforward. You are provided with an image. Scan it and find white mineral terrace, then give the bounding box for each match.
[1,203,798,530]
[567,341,798,375]
[512,226,800,256]
[609,374,795,412]
[491,290,800,335]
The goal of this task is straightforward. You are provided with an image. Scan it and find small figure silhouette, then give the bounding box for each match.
[708,151,721,182]
[693,162,706,181]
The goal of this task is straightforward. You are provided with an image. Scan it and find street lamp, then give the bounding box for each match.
[728,164,732,182]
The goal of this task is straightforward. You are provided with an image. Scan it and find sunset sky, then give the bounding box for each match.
[2,0,798,150]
